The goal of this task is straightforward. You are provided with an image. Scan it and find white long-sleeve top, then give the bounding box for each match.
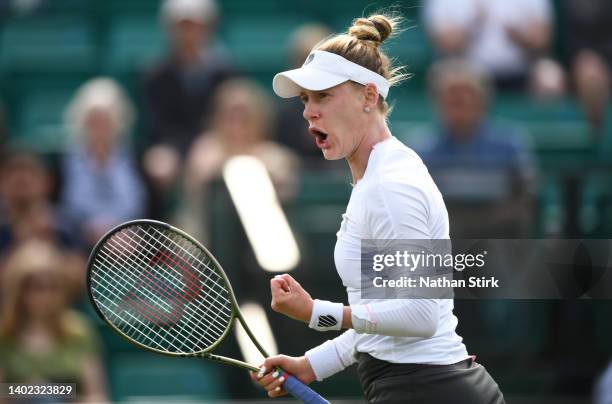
[305,137,469,381]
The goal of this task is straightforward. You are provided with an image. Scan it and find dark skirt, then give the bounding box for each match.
[356,353,505,404]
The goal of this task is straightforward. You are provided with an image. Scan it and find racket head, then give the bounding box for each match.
[87,219,238,356]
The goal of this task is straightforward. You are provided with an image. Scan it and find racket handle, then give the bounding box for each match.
[281,371,330,404]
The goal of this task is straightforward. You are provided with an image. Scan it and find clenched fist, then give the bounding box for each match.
[270,274,314,323]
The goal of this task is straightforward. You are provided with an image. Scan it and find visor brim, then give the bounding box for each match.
[273,66,348,98]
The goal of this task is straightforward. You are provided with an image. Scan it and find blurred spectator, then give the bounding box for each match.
[529,57,567,101]
[534,0,612,238]
[573,50,611,137]
[0,240,108,403]
[424,0,553,92]
[0,152,84,298]
[275,23,340,168]
[0,153,53,253]
[177,78,300,242]
[559,0,612,138]
[595,360,612,404]
[142,0,236,217]
[418,59,536,237]
[60,78,145,249]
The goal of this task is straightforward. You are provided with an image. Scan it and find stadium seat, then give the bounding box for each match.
[109,353,227,401]
[599,198,612,238]
[104,14,166,75]
[389,90,435,122]
[221,16,309,73]
[385,25,433,74]
[220,0,298,16]
[537,177,566,236]
[492,96,593,154]
[593,302,612,355]
[455,300,553,382]
[0,16,96,74]
[10,81,80,152]
[103,0,158,14]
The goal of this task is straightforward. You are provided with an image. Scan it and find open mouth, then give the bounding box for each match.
[309,128,329,148]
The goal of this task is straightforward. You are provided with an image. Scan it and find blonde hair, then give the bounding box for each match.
[65,77,135,141]
[315,13,408,115]
[0,240,74,339]
[211,78,274,141]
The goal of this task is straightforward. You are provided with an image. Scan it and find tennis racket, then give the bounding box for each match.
[87,219,328,403]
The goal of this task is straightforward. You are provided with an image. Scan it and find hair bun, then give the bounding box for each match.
[348,14,394,46]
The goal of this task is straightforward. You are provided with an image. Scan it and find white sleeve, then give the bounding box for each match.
[351,300,439,338]
[304,330,358,381]
[351,179,441,338]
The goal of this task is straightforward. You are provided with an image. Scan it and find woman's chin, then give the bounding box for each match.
[321,148,342,160]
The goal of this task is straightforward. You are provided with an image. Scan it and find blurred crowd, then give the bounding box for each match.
[0,0,611,402]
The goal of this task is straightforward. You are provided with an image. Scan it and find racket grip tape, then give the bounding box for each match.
[281,371,330,404]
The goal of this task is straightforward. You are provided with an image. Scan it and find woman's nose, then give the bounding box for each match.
[303,101,319,121]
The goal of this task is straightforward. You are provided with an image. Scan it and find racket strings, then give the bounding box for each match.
[93,227,229,351]
[128,228,231,338]
[90,224,234,354]
[106,228,231,325]
[93,269,207,353]
[147,227,233,311]
[93,241,217,352]
[93,248,224,350]
[137,227,233,335]
[115,226,231,334]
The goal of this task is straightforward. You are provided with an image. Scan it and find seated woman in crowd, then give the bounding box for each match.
[0,152,84,299]
[60,77,145,249]
[177,78,300,242]
[0,240,108,402]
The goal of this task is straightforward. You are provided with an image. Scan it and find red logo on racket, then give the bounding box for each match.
[120,249,202,326]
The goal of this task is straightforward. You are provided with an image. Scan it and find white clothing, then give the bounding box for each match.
[305,137,469,381]
[424,0,552,77]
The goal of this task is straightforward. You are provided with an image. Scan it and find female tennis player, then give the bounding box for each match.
[251,13,505,403]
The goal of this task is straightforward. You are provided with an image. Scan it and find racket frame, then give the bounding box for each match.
[86,219,268,372]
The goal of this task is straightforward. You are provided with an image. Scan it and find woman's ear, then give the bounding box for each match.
[363,83,379,108]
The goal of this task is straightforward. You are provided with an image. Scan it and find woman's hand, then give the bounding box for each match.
[250,355,317,398]
[270,274,314,323]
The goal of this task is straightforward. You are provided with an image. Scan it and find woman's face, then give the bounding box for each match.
[438,82,485,136]
[21,273,64,319]
[300,82,366,160]
[172,20,208,52]
[84,108,117,153]
[0,158,49,207]
[216,92,262,146]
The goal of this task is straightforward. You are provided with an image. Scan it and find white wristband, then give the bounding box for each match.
[308,299,343,331]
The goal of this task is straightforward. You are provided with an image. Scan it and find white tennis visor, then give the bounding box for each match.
[273,50,390,99]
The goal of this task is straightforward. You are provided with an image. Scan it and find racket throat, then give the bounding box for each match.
[202,352,259,372]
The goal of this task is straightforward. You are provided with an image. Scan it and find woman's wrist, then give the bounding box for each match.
[302,298,314,323]
[308,300,344,331]
[342,306,353,328]
[299,355,317,384]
